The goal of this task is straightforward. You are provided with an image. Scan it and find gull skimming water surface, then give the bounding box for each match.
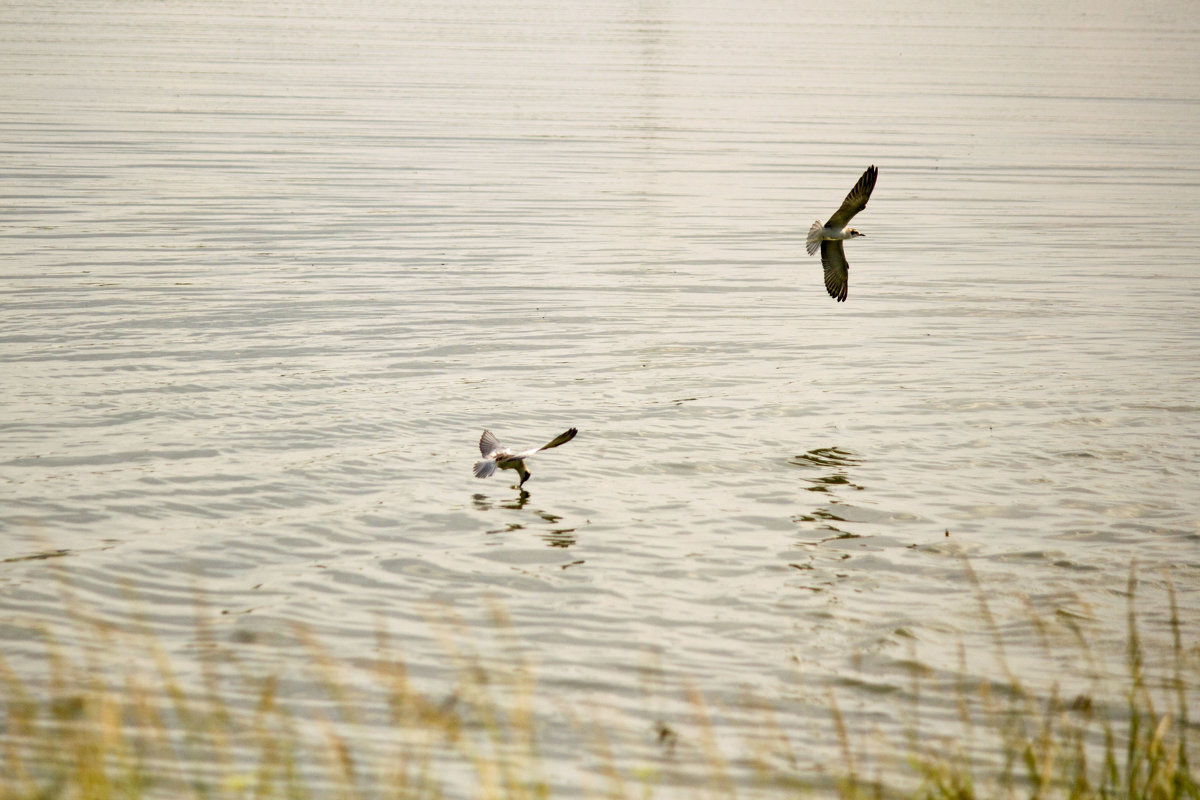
[473,428,578,487]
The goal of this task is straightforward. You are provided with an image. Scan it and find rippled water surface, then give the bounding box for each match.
[3,0,1199,794]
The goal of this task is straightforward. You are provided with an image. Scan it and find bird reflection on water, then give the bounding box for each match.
[472,489,532,511]
[792,447,865,494]
[789,447,865,542]
[472,492,579,548]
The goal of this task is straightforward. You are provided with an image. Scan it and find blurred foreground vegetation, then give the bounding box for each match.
[0,563,1196,800]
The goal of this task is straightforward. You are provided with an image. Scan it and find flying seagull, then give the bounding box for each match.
[473,428,578,487]
[806,165,878,302]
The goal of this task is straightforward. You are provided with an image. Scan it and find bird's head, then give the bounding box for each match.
[519,469,531,485]
[848,228,865,239]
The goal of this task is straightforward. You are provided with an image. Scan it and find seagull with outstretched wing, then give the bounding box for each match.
[473,428,578,487]
[805,166,878,302]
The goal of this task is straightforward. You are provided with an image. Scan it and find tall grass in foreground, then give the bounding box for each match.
[824,564,1198,800]
[0,563,1196,800]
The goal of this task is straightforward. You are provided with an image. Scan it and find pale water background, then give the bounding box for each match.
[2,0,1199,794]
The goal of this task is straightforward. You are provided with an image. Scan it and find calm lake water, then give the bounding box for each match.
[2,0,1199,794]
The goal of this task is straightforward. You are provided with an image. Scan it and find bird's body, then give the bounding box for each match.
[473,428,577,487]
[805,165,878,302]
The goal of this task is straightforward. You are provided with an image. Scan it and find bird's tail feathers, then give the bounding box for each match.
[806,220,823,256]
[473,459,498,479]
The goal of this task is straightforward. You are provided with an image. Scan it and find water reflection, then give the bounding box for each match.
[790,446,863,470]
[1,548,72,563]
[471,489,533,511]
[790,447,865,541]
[472,493,579,548]
[539,528,577,549]
[789,447,864,492]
